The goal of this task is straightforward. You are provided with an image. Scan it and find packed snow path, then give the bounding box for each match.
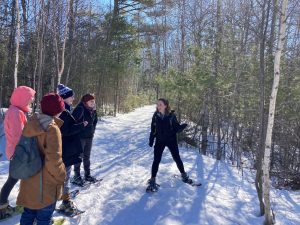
[0,105,299,225]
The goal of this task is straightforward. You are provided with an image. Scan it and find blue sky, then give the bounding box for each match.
[95,0,111,5]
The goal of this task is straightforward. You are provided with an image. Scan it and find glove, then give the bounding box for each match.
[149,140,154,147]
[149,136,154,147]
[177,123,188,133]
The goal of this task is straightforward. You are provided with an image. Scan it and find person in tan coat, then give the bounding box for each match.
[17,93,66,225]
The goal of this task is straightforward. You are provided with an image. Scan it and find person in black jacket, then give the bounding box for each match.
[147,98,192,192]
[57,84,88,214]
[72,94,98,185]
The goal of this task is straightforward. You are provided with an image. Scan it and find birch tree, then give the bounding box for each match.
[255,0,271,215]
[56,0,70,85]
[263,0,289,224]
[13,0,21,88]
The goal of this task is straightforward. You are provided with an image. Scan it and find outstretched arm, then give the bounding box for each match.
[172,114,187,133]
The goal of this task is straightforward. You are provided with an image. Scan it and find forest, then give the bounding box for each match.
[0,0,299,224]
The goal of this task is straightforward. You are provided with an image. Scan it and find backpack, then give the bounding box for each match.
[9,135,42,179]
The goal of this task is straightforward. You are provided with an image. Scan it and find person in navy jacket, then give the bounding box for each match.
[72,94,98,186]
[57,84,88,214]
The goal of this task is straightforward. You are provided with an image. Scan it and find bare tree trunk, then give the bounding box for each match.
[13,0,21,88]
[21,0,31,85]
[255,0,271,215]
[35,0,49,107]
[57,0,70,85]
[263,0,288,224]
[201,98,209,155]
[7,0,16,87]
[106,0,119,46]
[177,0,186,122]
[65,0,75,85]
[113,73,119,116]
[214,0,223,160]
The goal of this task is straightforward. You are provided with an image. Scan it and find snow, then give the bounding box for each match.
[0,105,299,225]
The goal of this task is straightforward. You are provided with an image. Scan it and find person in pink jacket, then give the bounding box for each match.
[0,86,35,219]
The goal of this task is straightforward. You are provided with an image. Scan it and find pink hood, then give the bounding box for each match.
[4,86,35,159]
[10,86,36,112]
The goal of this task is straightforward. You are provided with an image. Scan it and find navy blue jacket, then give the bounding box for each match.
[72,102,98,139]
[149,111,187,146]
[59,103,85,167]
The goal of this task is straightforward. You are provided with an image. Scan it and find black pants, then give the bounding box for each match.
[74,138,93,177]
[0,173,18,205]
[151,140,185,178]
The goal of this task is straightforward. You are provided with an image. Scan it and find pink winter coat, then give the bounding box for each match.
[4,86,35,160]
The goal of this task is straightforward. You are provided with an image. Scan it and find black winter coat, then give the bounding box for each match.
[59,104,85,167]
[72,102,98,139]
[149,111,187,146]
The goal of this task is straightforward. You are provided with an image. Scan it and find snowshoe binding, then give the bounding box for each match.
[71,175,85,187]
[58,200,77,216]
[56,201,84,217]
[70,189,80,199]
[181,173,194,185]
[0,204,23,221]
[174,173,202,187]
[85,175,98,183]
[146,178,160,193]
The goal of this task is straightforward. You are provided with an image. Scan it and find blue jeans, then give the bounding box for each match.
[20,202,56,225]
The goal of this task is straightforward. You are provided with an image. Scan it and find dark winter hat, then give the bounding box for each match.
[81,94,95,103]
[41,93,65,116]
[57,84,74,99]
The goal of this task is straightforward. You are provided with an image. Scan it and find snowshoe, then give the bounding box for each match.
[70,189,80,199]
[58,200,78,216]
[85,175,98,183]
[71,176,85,187]
[56,201,84,217]
[80,178,103,190]
[0,204,23,221]
[146,178,160,193]
[181,173,193,185]
[174,174,202,187]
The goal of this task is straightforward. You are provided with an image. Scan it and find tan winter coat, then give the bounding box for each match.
[17,114,66,209]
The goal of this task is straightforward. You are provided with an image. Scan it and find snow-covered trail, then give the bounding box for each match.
[0,105,299,225]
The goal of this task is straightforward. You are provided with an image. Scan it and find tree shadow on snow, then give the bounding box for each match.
[105,150,207,225]
[181,152,208,224]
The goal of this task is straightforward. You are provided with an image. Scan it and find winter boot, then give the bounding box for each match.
[72,175,85,187]
[181,173,193,184]
[146,178,159,193]
[85,174,97,183]
[58,200,77,216]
